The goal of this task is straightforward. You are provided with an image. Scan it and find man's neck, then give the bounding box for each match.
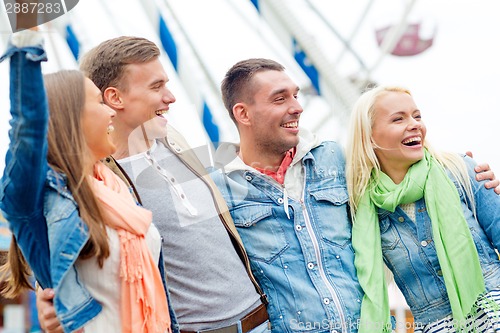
[239,145,286,172]
[111,131,155,160]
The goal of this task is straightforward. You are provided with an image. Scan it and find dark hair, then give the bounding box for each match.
[221,58,284,123]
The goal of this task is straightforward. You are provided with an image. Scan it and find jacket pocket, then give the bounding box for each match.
[379,218,400,251]
[231,204,289,263]
[309,186,351,248]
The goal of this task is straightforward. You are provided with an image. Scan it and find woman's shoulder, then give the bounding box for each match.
[440,151,476,176]
[44,167,78,218]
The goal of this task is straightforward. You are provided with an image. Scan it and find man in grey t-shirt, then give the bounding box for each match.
[117,141,262,330]
[37,37,269,333]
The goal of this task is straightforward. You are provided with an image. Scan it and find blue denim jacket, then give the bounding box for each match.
[212,141,363,333]
[0,37,179,332]
[379,155,500,325]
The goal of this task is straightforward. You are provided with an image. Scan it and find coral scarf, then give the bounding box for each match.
[353,150,485,332]
[91,162,171,333]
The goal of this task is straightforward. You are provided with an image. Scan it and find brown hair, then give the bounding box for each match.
[221,58,284,124]
[79,36,160,93]
[0,70,110,298]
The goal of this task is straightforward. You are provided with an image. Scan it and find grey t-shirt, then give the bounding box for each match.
[118,141,261,331]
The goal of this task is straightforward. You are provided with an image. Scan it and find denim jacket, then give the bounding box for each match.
[378,155,500,325]
[0,34,178,333]
[212,133,363,333]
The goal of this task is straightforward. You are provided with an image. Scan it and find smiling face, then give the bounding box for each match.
[117,59,176,140]
[371,90,427,176]
[81,78,117,162]
[243,70,303,158]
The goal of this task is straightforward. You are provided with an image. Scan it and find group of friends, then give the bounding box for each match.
[1,19,500,333]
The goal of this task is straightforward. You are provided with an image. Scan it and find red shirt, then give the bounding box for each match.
[254,148,297,184]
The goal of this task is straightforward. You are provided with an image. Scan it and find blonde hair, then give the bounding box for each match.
[345,85,475,221]
[0,70,110,298]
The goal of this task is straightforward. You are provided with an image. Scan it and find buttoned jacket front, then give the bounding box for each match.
[212,135,363,333]
[378,155,500,325]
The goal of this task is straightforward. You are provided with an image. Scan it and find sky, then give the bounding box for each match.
[377,1,500,172]
[0,0,498,173]
[311,0,500,172]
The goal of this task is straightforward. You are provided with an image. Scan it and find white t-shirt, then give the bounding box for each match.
[75,224,162,332]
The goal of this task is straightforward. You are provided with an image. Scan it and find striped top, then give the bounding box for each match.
[413,288,500,333]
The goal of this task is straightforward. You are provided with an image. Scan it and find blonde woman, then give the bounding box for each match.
[346,85,500,332]
[0,29,176,332]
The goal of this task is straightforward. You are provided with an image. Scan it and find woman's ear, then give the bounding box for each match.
[103,87,124,110]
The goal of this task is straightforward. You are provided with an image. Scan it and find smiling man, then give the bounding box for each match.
[211,58,500,333]
[36,37,270,333]
[212,58,364,332]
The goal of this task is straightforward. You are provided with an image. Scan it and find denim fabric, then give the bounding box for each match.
[0,40,178,333]
[0,40,51,289]
[212,142,363,333]
[378,155,500,325]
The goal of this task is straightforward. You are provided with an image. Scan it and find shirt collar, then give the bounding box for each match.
[254,147,297,184]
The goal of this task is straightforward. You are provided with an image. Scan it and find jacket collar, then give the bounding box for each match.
[214,128,320,174]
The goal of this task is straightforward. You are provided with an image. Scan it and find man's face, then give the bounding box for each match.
[244,70,303,160]
[118,59,176,140]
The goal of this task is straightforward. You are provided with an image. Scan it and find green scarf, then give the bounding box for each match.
[353,150,485,332]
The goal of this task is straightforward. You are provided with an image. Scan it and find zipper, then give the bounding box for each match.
[300,165,347,332]
[248,168,347,328]
[283,187,290,219]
